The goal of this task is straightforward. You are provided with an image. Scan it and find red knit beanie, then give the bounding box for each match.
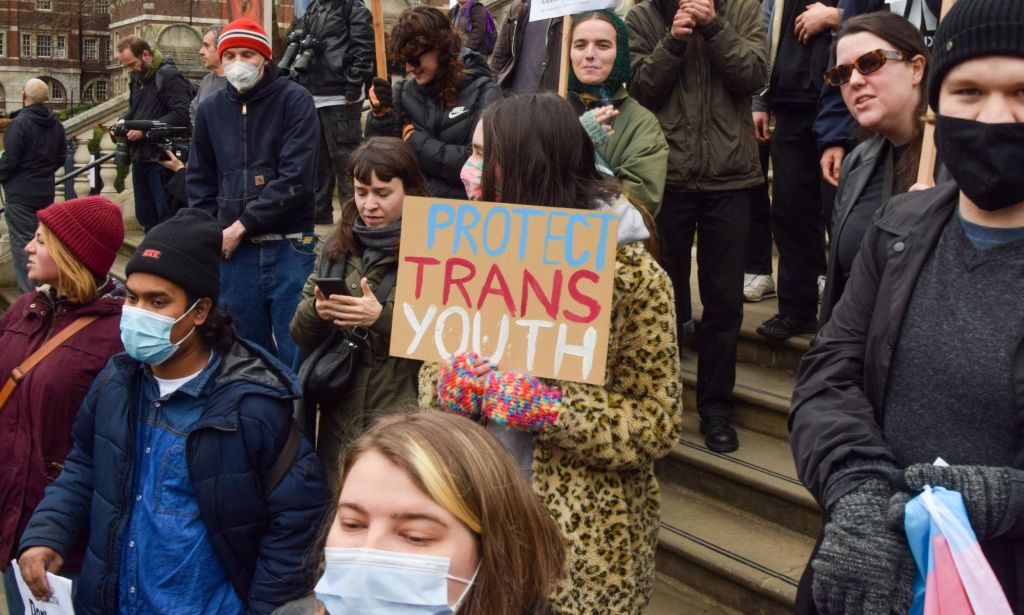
[218,17,272,61]
[37,196,125,278]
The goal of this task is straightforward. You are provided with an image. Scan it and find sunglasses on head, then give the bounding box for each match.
[823,49,907,87]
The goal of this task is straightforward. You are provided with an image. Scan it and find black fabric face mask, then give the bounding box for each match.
[935,114,1024,212]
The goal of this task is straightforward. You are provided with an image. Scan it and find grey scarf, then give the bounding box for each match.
[353,218,402,272]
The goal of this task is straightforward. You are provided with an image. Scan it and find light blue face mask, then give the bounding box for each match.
[314,547,479,615]
[119,300,199,365]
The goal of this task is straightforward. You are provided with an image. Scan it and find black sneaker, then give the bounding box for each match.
[700,416,739,453]
[756,314,816,340]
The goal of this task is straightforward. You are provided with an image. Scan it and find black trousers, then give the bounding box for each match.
[657,187,752,419]
[314,103,364,219]
[746,142,773,275]
[770,105,828,321]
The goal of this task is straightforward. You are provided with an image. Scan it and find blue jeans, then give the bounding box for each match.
[219,234,317,368]
[131,162,167,232]
[3,199,45,294]
[3,566,79,615]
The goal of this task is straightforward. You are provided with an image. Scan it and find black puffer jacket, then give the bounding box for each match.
[364,51,499,198]
[291,0,375,100]
[0,104,66,204]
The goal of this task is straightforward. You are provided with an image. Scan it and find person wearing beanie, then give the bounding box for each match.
[0,196,125,615]
[789,0,1024,612]
[16,208,330,615]
[189,16,320,368]
[115,35,191,233]
[567,10,668,216]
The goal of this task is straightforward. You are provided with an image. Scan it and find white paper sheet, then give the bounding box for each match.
[10,559,75,615]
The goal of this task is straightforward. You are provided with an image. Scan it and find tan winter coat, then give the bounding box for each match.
[419,240,683,613]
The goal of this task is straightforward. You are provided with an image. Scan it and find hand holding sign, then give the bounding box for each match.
[12,556,74,615]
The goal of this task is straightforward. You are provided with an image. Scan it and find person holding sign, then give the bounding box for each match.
[291,137,428,488]
[790,0,1024,611]
[627,0,767,453]
[818,12,931,325]
[365,6,500,199]
[568,10,669,215]
[420,94,682,614]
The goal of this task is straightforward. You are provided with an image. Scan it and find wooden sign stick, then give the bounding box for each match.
[372,0,388,80]
[558,15,572,98]
[916,0,957,185]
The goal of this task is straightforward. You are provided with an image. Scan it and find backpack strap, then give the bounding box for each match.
[0,315,99,413]
[263,419,301,498]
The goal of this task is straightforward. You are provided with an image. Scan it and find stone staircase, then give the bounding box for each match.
[649,275,819,614]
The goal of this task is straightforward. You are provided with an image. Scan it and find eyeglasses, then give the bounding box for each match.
[823,49,907,86]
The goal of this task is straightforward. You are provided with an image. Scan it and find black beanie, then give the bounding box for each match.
[126,208,222,305]
[929,0,1024,111]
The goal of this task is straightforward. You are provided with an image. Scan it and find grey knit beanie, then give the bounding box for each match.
[929,0,1024,110]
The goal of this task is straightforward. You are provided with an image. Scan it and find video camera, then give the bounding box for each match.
[278,29,320,74]
[110,120,191,166]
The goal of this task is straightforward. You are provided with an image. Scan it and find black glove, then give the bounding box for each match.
[812,478,916,615]
[903,463,1024,539]
[369,78,393,113]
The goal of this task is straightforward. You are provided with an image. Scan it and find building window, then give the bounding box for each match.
[21,33,31,58]
[93,0,109,12]
[96,80,108,100]
[56,35,67,59]
[84,37,98,61]
[0,33,5,58]
[37,0,53,10]
[84,79,110,102]
[36,35,53,58]
[106,42,112,63]
[48,81,65,101]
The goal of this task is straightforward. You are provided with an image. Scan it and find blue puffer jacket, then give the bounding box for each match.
[19,339,331,615]
[188,63,319,235]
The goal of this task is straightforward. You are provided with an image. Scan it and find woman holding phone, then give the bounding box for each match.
[290,137,429,486]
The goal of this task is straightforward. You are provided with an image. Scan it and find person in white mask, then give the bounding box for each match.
[189,17,321,370]
[280,412,565,615]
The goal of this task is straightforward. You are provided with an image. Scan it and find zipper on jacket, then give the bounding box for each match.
[242,102,248,204]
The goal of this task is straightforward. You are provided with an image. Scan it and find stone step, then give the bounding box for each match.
[660,413,820,538]
[690,296,812,372]
[680,354,795,440]
[646,572,743,615]
[656,481,814,615]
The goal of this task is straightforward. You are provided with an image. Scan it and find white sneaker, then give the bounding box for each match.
[743,274,776,302]
[818,275,826,304]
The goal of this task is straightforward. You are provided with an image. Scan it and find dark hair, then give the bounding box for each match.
[388,6,464,108]
[481,94,618,208]
[833,12,932,191]
[326,137,431,262]
[186,293,237,355]
[117,35,152,58]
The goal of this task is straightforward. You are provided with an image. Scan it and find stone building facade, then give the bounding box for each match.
[0,0,113,114]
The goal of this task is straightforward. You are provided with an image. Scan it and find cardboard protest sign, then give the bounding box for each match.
[390,197,619,385]
[530,0,615,22]
[11,560,75,615]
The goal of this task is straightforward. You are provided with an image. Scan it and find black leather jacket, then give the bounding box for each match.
[292,0,375,100]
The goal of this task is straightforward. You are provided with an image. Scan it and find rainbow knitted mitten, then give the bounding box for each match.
[481,370,561,432]
[436,353,485,418]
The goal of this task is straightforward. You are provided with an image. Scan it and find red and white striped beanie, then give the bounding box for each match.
[218,17,272,60]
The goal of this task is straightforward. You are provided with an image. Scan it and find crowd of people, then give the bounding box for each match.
[0,0,1022,612]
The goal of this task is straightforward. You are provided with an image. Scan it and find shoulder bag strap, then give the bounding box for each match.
[262,419,301,498]
[0,315,100,413]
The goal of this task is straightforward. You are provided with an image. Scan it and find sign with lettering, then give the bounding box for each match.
[390,197,618,385]
[530,0,616,22]
[11,560,75,615]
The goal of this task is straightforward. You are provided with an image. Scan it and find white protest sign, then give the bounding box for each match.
[530,0,615,22]
[10,560,75,615]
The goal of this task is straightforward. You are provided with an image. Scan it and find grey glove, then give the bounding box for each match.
[579,109,611,148]
[812,478,917,615]
[903,463,1024,539]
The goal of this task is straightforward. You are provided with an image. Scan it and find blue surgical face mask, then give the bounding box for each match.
[314,547,479,615]
[120,300,199,365]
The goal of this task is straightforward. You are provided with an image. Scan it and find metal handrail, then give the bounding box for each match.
[54,152,116,186]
